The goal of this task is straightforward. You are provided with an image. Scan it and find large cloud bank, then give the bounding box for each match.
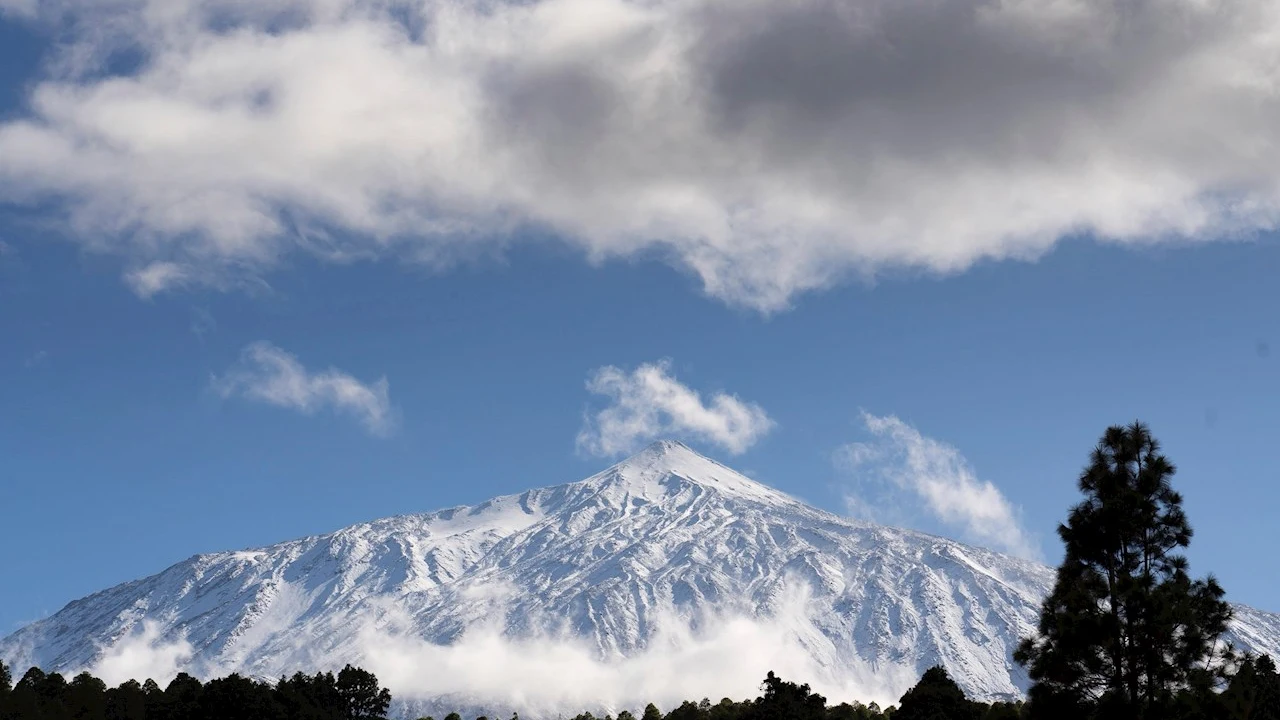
[360,589,917,716]
[39,585,918,715]
[2,0,1279,309]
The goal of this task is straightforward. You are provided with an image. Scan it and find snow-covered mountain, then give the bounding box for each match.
[3,441,1278,715]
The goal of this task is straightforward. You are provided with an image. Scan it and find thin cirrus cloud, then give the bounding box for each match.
[213,342,395,436]
[3,0,1280,311]
[0,1,36,17]
[836,412,1039,560]
[577,360,774,457]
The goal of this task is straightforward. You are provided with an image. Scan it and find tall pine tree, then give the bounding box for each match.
[1015,422,1233,720]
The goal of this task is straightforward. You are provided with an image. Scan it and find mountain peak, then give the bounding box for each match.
[612,439,730,475]
[599,439,789,503]
[631,438,700,461]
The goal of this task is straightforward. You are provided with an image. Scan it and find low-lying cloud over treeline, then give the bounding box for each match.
[3,585,920,716]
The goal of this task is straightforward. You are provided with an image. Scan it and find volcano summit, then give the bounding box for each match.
[3,441,1278,715]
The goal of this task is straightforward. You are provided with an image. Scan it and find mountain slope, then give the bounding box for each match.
[3,441,1276,713]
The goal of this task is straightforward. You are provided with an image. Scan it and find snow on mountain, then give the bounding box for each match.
[3,440,1277,715]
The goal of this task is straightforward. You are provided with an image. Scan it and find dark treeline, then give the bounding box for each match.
[3,422,1279,720]
[2,658,1278,720]
[0,663,391,720]
[545,668,1028,720]
[0,660,1031,720]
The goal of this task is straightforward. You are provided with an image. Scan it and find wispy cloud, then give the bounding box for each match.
[3,0,1280,309]
[214,342,395,436]
[0,0,36,19]
[125,262,192,299]
[837,413,1039,560]
[0,239,25,276]
[577,360,774,456]
[189,307,216,342]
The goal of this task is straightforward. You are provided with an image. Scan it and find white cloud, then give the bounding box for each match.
[837,413,1039,560]
[57,585,917,714]
[189,306,216,342]
[4,0,1280,309]
[214,341,395,436]
[88,621,194,687]
[577,360,774,456]
[358,585,917,715]
[125,262,192,299]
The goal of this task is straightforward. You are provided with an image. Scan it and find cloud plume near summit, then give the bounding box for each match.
[3,0,1280,309]
[578,360,774,456]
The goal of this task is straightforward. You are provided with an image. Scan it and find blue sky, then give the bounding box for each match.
[3,0,1280,634]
